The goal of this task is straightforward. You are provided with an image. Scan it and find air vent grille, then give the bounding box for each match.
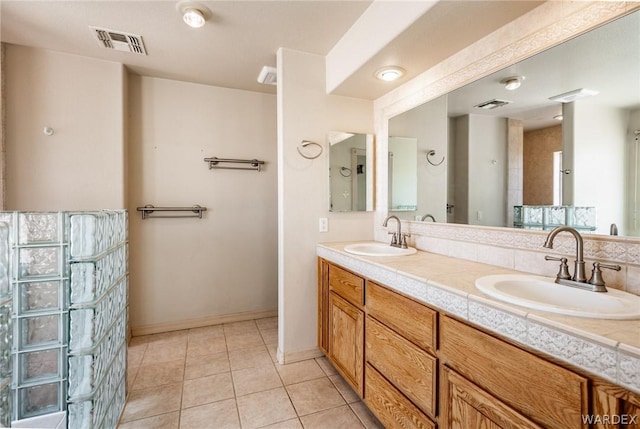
[257,66,277,85]
[90,26,147,55]
[474,99,511,110]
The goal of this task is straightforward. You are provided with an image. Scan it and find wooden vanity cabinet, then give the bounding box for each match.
[318,259,364,396]
[364,281,439,427]
[440,316,589,429]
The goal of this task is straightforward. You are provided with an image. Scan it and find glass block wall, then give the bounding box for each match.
[513,205,597,231]
[0,210,128,428]
[0,221,12,427]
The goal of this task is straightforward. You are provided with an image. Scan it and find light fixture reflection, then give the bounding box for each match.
[375,66,405,82]
[501,76,524,90]
[183,8,205,28]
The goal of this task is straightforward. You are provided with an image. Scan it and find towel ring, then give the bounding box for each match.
[426,150,445,166]
[297,140,323,159]
[339,166,352,177]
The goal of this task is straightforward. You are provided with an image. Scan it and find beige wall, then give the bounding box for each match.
[523,125,562,205]
[277,47,373,363]
[5,45,126,211]
[128,75,278,331]
[0,44,5,210]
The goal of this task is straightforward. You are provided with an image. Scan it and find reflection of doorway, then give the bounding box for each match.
[351,148,366,211]
[553,151,563,205]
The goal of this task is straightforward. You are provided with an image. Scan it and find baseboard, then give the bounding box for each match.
[131,309,278,336]
[277,346,323,365]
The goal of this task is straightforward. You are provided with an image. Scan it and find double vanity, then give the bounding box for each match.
[317,241,640,428]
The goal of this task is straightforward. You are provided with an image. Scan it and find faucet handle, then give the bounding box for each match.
[589,262,621,287]
[400,233,411,249]
[388,232,398,245]
[545,255,571,280]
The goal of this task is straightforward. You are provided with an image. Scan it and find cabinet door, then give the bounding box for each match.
[328,291,364,396]
[441,366,543,429]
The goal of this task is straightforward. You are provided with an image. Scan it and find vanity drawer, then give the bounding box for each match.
[366,316,437,418]
[366,281,437,353]
[329,264,364,307]
[440,316,588,429]
[365,363,436,429]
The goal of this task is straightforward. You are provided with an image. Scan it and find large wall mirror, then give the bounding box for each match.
[329,132,374,212]
[388,10,640,236]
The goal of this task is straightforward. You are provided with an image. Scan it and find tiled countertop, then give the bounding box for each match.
[317,241,640,394]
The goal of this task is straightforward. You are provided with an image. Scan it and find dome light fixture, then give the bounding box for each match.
[375,66,405,82]
[501,76,524,90]
[176,2,211,28]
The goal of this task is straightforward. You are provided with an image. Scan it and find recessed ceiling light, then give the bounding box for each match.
[176,2,211,28]
[501,76,524,90]
[375,66,405,82]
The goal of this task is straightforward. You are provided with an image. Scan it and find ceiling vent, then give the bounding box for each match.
[257,66,277,85]
[90,26,147,55]
[474,99,511,110]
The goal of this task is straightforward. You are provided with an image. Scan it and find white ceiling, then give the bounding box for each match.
[0,0,546,99]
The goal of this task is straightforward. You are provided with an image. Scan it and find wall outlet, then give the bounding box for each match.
[477,210,483,221]
[319,217,329,233]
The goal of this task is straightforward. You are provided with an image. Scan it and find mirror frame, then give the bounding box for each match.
[373,2,639,243]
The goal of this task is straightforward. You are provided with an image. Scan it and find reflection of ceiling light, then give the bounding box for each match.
[501,76,524,90]
[554,115,563,121]
[474,99,511,110]
[375,66,405,82]
[549,88,599,103]
[183,8,205,27]
[176,2,211,28]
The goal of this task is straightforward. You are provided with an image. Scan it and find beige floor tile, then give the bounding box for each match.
[120,383,182,423]
[182,372,235,409]
[127,343,148,367]
[228,345,272,370]
[260,418,303,429]
[117,411,180,429]
[267,343,279,362]
[141,341,187,366]
[225,330,265,351]
[256,317,278,331]
[186,335,227,358]
[126,365,139,391]
[128,336,150,346]
[146,330,189,345]
[276,359,325,385]
[188,324,225,340]
[286,377,345,416]
[314,357,337,376]
[223,320,259,335]
[236,387,297,429]
[232,363,282,396]
[132,359,185,390]
[300,405,365,429]
[259,328,278,346]
[184,351,229,380]
[329,374,360,404]
[179,398,240,429]
[350,402,384,429]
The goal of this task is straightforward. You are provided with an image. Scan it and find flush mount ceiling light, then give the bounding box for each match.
[549,88,599,103]
[501,76,524,90]
[176,1,211,28]
[375,66,405,82]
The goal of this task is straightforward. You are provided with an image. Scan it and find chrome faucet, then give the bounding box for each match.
[421,214,436,222]
[543,226,620,292]
[382,215,409,248]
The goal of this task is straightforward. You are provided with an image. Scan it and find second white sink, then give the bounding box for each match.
[344,242,417,257]
[475,274,640,319]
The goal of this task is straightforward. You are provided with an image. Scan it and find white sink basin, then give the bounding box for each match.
[344,242,417,257]
[475,274,640,319]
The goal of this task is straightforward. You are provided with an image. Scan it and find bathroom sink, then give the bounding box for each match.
[344,242,417,257]
[475,274,640,319]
